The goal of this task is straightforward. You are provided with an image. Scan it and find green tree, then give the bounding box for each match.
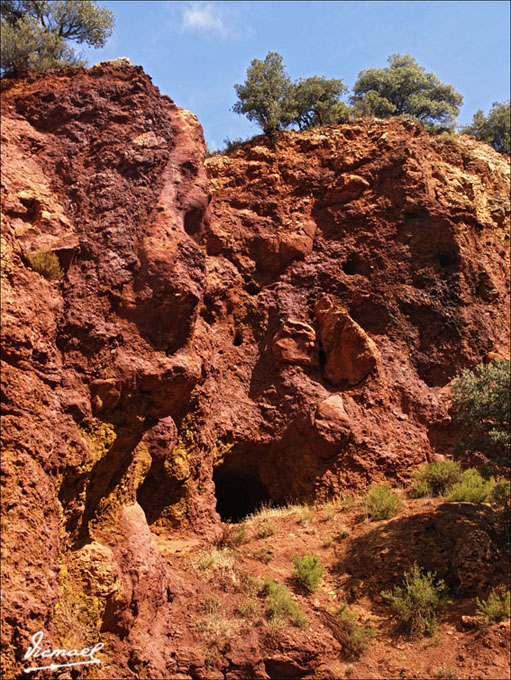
[1,0,114,76]
[232,51,294,141]
[452,359,510,471]
[351,54,463,128]
[461,101,510,154]
[288,75,349,130]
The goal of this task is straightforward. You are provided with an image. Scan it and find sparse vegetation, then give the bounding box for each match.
[201,593,221,615]
[26,250,64,280]
[219,522,247,547]
[190,547,239,586]
[335,607,375,657]
[236,598,260,619]
[410,460,462,497]
[490,478,511,507]
[381,563,448,636]
[291,554,324,592]
[364,483,402,520]
[433,667,458,679]
[262,578,309,628]
[297,504,316,525]
[252,547,274,563]
[476,585,510,624]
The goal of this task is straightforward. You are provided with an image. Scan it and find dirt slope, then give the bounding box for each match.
[0,64,509,679]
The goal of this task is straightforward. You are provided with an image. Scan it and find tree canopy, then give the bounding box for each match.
[232,51,294,141]
[351,54,463,128]
[1,0,114,76]
[288,76,349,130]
[461,101,510,154]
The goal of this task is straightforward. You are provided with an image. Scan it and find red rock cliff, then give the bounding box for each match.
[1,64,509,678]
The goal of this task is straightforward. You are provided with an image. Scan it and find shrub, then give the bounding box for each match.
[447,468,495,503]
[381,563,448,636]
[410,460,462,497]
[292,554,324,592]
[476,586,510,624]
[219,523,247,547]
[364,483,402,520]
[451,359,510,471]
[335,608,375,657]
[26,250,64,280]
[256,521,276,538]
[262,578,309,628]
[490,478,511,507]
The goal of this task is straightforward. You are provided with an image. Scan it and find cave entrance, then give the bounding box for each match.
[213,463,271,523]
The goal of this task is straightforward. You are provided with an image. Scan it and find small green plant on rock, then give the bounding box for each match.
[410,460,462,497]
[364,483,402,520]
[26,250,64,280]
[381,562,448,636]
[262,578,309,628]
[476,585,510,624]
[292,554,324,592]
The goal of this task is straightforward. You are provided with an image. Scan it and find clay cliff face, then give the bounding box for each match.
[1,64,509,678]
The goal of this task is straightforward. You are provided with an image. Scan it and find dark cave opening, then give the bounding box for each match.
[213,464,271,522]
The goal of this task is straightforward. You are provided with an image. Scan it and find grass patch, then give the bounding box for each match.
[236,598,260,618]
[262,578,309,629]
[381,563,449,636]
[409,460,461,497]
[253,547,274,563]
[189,547,239,586]
[292,553,325,592]
[26,250,64,280]
[476,585,510,624]
[364,483,402,520]
[297,504,316,526]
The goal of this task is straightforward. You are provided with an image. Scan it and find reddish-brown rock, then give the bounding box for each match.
[1,64,510,679]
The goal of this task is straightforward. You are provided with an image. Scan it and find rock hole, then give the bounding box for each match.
[318,347,327,367]
[213,463,271,522]
[233,329,243,346]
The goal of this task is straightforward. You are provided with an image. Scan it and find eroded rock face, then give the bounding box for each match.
[1,66,509,678]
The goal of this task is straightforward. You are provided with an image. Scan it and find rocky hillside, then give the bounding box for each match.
[1,64,509,679]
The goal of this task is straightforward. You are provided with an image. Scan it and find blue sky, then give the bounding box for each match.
[81,1,511,149]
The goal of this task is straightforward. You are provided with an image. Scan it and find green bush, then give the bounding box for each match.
[262,578,309,628]
[336,608,375,657]
[461,101,510,154]
[452,359,510,471]
[26,250,64,280]
[490,478,511,507]
[447,468,495,503]
[364,483,402,520]
[291,554,324,592]
[410,460,462,497]
[381,563,448,636]
[476,585,511,624]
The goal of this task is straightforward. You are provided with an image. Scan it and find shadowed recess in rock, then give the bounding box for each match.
[213,463,271,522]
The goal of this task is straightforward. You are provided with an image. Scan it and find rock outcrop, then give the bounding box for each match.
[1,64,509,678]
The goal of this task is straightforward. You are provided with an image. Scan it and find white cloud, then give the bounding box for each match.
[181,2,228,36]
